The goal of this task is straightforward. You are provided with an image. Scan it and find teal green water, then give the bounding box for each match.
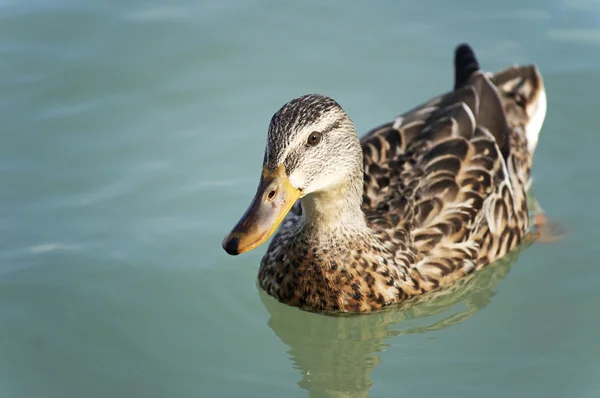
[2,1,600,397]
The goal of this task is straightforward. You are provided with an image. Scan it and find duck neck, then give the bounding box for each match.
[300,168,367,236]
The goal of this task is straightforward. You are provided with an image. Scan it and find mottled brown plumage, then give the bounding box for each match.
[225,44,547,313]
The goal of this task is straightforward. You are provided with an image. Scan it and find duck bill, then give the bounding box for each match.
[222,165,301,256]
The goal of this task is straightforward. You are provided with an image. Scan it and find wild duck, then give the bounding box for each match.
[222,43,547,313]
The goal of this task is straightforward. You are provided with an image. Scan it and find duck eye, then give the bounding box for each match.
[307,131,322,146]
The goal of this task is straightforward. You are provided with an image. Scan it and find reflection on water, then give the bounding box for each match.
[260,242,527,397]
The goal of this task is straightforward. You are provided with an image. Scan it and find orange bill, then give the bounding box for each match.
[222,165,301,255]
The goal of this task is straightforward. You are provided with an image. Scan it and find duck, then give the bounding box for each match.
[222,43,547,313]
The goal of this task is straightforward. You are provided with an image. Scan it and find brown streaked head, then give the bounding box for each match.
[223,94,363,255]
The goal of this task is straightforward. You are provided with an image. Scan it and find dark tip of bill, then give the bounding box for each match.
[223,236,240,256]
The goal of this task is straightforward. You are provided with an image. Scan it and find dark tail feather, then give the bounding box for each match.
[454,43,480,90]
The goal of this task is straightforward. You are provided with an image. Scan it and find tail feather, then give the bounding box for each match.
[491,65,547,154]
[453,43,511,158]
[454,43,480,90]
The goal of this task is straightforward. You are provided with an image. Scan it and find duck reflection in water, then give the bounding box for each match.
[260,241,528,398]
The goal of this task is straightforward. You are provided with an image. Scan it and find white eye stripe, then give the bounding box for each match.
[272,113,345,167]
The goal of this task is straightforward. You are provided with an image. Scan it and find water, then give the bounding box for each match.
[1,0,599,397]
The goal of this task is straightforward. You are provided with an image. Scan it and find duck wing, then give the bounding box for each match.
[360,43,546,292]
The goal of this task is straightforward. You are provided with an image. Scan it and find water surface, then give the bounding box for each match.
[1,1,599,397]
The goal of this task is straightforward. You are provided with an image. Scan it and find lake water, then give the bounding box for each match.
[2,1,599,397]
